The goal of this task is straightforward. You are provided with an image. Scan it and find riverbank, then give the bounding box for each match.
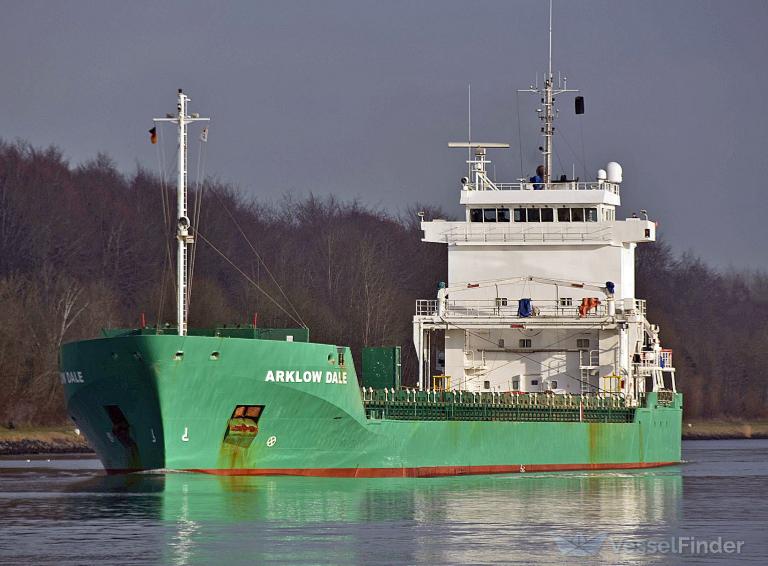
[683,420,768,440]
[0,427,92,455]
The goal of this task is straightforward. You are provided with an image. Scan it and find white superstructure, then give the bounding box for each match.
[412,11,675,405]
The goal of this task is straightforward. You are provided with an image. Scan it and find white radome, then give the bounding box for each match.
[606,161,623,183]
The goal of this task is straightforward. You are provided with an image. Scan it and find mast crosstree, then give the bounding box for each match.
[154,89,210,336]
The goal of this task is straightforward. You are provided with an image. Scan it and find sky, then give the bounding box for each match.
[2,0,767,270]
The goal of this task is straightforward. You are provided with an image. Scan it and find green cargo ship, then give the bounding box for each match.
[61,327,680,476]
[61,49,682,475]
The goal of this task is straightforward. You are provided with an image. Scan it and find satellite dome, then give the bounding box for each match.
[597,169,607,181]
[606,162,623,183]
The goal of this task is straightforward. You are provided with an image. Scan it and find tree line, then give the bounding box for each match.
[0,140,764,424]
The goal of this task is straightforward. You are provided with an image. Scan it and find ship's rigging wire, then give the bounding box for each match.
[555,125,588,180]
[554,145,566,179]
[154,125,176,326]
[515,90,525,178]
[194,228,307,329]
[579,117,588,181]
[209,190,307,329]
[187,134,208,312]
[152,122,306,330]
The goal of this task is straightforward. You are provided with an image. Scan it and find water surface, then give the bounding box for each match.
[1,440,766,564]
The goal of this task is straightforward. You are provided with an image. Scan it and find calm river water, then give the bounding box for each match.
[1,440,766,565]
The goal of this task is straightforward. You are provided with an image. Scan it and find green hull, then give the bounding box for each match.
[60,334,682,476]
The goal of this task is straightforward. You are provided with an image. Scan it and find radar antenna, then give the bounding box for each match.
[448,142,510,191]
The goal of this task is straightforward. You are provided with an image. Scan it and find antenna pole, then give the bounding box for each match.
[544,0,553,183]
[548,0,553,82]
[517,0,578,186]
[154,90,209,336]
[468,83,472,180]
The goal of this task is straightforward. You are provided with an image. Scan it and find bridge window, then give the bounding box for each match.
[470,208,513,223]
[559,297,572,307]
[484,380,491,390]
[571,208,585,222]
[519,339,532,348]
[550,380,558,389]
[557,208,570,222]
[586,208,598,222]
[512,380,520,390]
[577,338,590,349]
[515,208,548,222]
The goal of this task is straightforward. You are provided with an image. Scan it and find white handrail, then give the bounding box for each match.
[416,298,608,319]
[463,180,620,195]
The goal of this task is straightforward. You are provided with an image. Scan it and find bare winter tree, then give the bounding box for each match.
[0,140,765,424]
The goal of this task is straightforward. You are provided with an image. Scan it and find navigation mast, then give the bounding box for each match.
[154,89,210,336]
[519,0,578,183]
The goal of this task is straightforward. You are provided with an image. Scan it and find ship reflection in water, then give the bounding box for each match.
[0,461,681,565]
[156,470,683,565]
[54,467,683,564]
[2,441,767,564]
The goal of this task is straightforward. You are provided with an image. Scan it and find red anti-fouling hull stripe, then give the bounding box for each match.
[104,461,680,477]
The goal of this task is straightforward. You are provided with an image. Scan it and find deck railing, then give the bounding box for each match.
[633,348,676,374]
[415,299,607,319]
[660,349,673,368]
[468,180,620,195]
[436,224,614,244]
[362,388,633,423]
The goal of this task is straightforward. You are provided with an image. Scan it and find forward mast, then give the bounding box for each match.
[153,89,209,336]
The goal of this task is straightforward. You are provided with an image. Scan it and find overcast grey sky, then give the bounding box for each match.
[2,0,766,269]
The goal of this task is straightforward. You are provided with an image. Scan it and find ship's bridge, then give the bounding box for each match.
[461,180,621,231]
[425,147,651,245]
